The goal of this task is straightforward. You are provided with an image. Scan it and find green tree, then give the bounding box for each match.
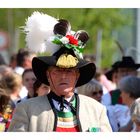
[0,8,134,68]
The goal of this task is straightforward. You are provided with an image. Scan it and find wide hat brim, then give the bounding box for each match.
[116,56,140,69]
[32,56,96,87]
[105,69,114,81]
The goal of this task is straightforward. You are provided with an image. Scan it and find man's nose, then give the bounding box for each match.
[61,72,67,78]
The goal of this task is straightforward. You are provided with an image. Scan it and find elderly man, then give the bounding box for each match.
[8,12,112,132]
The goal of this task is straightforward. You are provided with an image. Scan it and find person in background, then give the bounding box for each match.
[0,65,13,78]
[14,48,37,99]
[118,75,140,131]
[130,98,140,132]
[77,79,103,103]
[1,72,22,108]
[8,12,112,132]
[101,56,140,132]
[22,68,36,100]
[9,53,17,69]
[14,48,36,75]
[102,56,140,106]
[33,79,50,97]
[0,88,13,132]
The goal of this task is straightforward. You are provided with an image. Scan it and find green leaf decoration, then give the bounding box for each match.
[52,39,62,44]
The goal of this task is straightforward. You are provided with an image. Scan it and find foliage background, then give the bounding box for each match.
[0,8,135,68]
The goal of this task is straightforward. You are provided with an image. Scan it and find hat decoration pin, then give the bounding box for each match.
[24,11,89,68]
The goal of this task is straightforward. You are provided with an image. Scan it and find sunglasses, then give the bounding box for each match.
[92,90,103,96]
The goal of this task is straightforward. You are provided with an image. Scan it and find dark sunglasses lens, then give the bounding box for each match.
[99,90,103,95]
[93,90,103,95]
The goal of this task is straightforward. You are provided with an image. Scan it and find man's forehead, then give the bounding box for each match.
[48,66,78,71]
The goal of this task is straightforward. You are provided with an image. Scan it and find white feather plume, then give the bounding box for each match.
[24,11,60,54]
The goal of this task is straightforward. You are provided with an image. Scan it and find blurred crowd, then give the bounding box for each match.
[0,48,50,132]
[0,48,140,132]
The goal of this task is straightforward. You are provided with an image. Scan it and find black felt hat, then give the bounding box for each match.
[105,56,140,81]
[105,61,121,81]
[32,47,96,87]
[116,56,140,69]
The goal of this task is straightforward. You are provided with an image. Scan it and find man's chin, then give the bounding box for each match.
[56,88,74,97]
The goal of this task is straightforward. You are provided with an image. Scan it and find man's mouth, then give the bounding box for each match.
[59,82,68,85]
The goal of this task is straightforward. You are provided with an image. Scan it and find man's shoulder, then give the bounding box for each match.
[78,94,104,108]
[15,95,52,114]
[18,95,49,107]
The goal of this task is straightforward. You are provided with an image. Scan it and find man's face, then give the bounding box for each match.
[117,68,137,81]
[46,66,79,97]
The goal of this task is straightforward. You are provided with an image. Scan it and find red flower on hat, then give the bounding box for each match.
[66,35,78,46]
